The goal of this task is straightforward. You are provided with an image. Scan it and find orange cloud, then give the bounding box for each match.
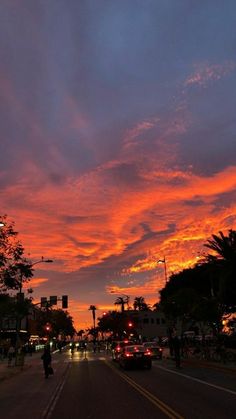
[2,153,236,276]
[22,277,48,289]
[1,70,236,329]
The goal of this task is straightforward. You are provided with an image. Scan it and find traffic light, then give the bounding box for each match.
[45,323,51,333]
[41,297,47,308]
[62,295,68,309]
[50,295,57,306]
[128,322,133,327]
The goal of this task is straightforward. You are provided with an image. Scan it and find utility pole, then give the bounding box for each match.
[158,257,168,284]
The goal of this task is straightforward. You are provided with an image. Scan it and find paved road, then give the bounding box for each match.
[0,349,236,419]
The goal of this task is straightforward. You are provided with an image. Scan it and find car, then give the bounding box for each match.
[119,345,152,370]
[111,340,134,361]
[142,342,163,359]
[76,341,87,351]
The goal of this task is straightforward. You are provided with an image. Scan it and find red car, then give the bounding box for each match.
[142,342,163,359]
[111,340,134,361]
[119,345,152,370]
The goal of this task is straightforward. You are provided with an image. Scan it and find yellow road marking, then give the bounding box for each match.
[105,361,184,419]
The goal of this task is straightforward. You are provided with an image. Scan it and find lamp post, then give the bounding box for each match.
[15,257,53,358]
[158,257,168,284]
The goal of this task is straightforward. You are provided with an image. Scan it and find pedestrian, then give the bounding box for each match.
[41,345,52,379]
[172,330,181,368]
[7,345,15,367]
[82,341,87,358]
[70,341,75,357]
[57,341,62,353]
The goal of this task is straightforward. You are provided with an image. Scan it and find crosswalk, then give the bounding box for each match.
[63,356,107,363]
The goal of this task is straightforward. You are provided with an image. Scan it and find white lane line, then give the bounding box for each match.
[154,364,236,396]
[42,363,71,419]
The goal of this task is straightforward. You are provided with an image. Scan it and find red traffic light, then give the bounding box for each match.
[45,323,51,332]
[128,322,133,327]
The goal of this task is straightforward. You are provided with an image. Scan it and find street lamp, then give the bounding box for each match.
[31,256,53,267]
[19,257,53,293]
[158,257,168,284]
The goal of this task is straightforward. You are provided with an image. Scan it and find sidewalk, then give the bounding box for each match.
[0,352,41,382]
[0,348,61,382]
[161,347,236,374]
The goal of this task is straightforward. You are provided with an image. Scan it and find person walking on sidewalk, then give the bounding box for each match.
[41,345,52,379]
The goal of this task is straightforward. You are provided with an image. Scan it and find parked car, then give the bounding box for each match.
[119,345,152,370]
[111,340,134,361]
[142,342,163,359]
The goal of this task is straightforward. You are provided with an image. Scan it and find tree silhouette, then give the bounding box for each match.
[205,229,236,310]
[88,305,97,329]
[114,296,129,312]
[0,215,33,291]
[133,296,149,311]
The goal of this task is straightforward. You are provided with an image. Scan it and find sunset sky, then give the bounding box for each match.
[1,1,236,330]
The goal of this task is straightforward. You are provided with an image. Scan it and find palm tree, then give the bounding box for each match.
[133,296,145,310]
[205,229,236,261]
[114,296,129,313]
[133,296,150,311]
[88,305,97,329]
[204,229,236,312]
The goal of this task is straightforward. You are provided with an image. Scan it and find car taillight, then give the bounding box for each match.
[159,348,163,352]
[125,353,134,357]
[117,347,121,352]
[145,350,151,356]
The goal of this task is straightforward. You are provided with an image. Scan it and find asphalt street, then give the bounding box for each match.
[0,348,236,419]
